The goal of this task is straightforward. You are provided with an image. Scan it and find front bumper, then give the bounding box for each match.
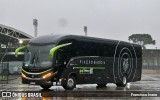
[22,75,53,85]
[22,72,64,86]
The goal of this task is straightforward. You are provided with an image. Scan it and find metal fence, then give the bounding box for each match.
[142,49,160,70]
[143,66,160,70]
[0,62,9,83]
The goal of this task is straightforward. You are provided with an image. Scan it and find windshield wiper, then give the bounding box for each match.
[31,51,39,67]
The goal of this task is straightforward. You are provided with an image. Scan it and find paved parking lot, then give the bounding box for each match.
[0,74,160,99]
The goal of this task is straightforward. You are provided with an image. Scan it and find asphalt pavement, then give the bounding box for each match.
[0,74,160,100]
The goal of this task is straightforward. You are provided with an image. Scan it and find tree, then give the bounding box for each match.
[128,34,156,49]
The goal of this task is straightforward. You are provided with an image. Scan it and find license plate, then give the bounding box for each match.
[30,82,36,85]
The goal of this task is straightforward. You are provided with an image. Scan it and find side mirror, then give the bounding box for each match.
[15,46,27,57]
[49,43,72,59]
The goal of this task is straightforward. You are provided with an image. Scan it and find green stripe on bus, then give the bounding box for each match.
[22,68,53,74]
[15,46,27,57]
[49,43,72,59]
[74,67,105,69]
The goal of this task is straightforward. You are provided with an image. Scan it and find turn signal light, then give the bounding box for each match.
[42,72,52,79]
[22,73,26,78]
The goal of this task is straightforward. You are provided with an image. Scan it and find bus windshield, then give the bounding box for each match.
[24,44,55,67]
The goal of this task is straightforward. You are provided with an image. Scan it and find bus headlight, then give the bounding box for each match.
[22,73,26,78]
[42,72,52,79]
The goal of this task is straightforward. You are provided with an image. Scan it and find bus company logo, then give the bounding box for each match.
[79,60,105,65]
[2,92,11,97]
[123,58,129,71]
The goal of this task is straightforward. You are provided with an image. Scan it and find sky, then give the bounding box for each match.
[0,0,160,49]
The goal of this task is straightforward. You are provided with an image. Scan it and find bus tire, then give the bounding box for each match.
[40,85,52,90]
[116,75,127,87]
[62,75,76,90]
[97,84,107,87]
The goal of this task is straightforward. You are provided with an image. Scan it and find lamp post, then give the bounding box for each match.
[33,19,38,37]
[84,26,87,36]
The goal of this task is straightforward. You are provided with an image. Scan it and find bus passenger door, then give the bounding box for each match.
[54,50,66,78]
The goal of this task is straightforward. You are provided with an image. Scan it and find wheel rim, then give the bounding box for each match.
[123,76,126,85]
[67,78,74,87]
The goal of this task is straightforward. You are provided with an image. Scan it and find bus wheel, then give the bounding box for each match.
[40,85,52,90]
[62,76,76,90]
[116,75,127,87]
[97,84,107,87]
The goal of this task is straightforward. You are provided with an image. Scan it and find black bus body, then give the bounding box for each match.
[16,35,142,90]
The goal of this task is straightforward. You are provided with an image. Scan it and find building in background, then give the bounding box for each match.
[0,24,33,74]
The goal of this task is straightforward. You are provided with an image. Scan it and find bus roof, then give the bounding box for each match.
[29,34,119,44]
[29,35,64,45]
[29,34,139,46]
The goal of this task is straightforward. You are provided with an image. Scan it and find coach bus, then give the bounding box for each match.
[15,35,142,90]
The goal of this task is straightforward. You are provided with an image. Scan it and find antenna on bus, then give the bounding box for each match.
[33,19,38,37]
